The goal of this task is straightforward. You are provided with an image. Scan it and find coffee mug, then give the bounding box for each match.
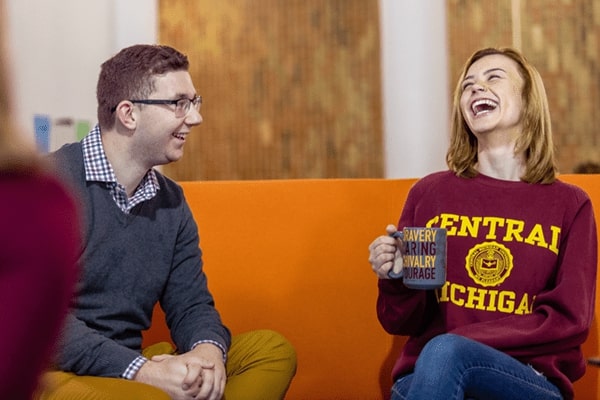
[388,227,447,289]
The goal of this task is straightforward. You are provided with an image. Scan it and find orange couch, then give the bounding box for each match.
[142,175,600,400]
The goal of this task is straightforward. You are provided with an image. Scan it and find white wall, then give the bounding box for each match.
[5,0,157,149]
[379,0,450,178]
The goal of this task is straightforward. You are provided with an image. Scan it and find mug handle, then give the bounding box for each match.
[387,231,403,279]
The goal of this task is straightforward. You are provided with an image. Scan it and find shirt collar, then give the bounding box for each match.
[81,124,159,191]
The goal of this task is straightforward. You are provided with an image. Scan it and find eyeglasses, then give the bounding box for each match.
[126,95,202,117]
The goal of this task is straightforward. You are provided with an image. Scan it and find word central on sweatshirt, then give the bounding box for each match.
[426,213,561,255]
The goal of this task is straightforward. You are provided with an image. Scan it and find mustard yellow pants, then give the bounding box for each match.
[35,329,297,400]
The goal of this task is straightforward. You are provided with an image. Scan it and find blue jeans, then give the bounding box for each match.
[391,334,563,400]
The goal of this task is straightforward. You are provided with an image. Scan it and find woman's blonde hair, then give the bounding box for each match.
[0,1,41,172]
[446,47,557,184]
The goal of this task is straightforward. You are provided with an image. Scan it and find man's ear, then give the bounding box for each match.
[114,101,137,129]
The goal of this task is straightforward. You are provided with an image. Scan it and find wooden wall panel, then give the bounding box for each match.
[446,0,514,87]
[159,0,383,180]
[447,0,600,174]
[159,1,599,180]
[521,0,600,172]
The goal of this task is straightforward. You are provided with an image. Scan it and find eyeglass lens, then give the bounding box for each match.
[175,96,202,117]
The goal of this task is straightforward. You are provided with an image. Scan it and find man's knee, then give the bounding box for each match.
[230,329,297,374]
[225,330,296,400]
[261,329,297,363]
[35,371,171,400]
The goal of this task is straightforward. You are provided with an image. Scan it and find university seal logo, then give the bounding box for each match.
[465,241,513,287]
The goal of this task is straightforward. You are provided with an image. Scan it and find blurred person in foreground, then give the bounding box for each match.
[368,47,597,400]
[0,2,80,399]
[39,44,296,400]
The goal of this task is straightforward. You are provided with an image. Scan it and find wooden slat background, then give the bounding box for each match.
[159,0,383,180]
[447,0,600,174]
[160,0,600,180]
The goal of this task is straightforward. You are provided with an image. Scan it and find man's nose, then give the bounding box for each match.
[185,108,203,126]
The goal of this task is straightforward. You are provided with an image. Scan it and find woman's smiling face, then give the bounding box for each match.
[459,54,525,138]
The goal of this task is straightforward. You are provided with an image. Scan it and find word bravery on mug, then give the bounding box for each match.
[389,227,447,290]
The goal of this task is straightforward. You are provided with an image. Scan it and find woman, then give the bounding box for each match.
[0,2,80,398]
[368,47,597,400]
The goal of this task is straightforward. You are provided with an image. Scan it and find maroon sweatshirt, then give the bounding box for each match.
[378,171,597,399]
[0,171,79,399]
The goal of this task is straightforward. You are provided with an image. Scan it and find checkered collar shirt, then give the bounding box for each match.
[82,125,159,213]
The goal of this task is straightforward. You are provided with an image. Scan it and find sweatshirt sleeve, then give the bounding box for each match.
[377,179,441,335]
[451,192,597,357]
[377,280,440,335]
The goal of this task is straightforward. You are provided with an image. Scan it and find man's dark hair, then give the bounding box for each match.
[97,44,189,129]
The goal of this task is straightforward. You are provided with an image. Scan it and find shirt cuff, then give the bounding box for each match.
[191,339,228,363]
[121,355,148,380]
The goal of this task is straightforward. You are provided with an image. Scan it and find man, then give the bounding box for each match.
[41,44,296,400]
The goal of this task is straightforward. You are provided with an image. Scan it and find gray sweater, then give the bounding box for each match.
[50,143,231,377]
